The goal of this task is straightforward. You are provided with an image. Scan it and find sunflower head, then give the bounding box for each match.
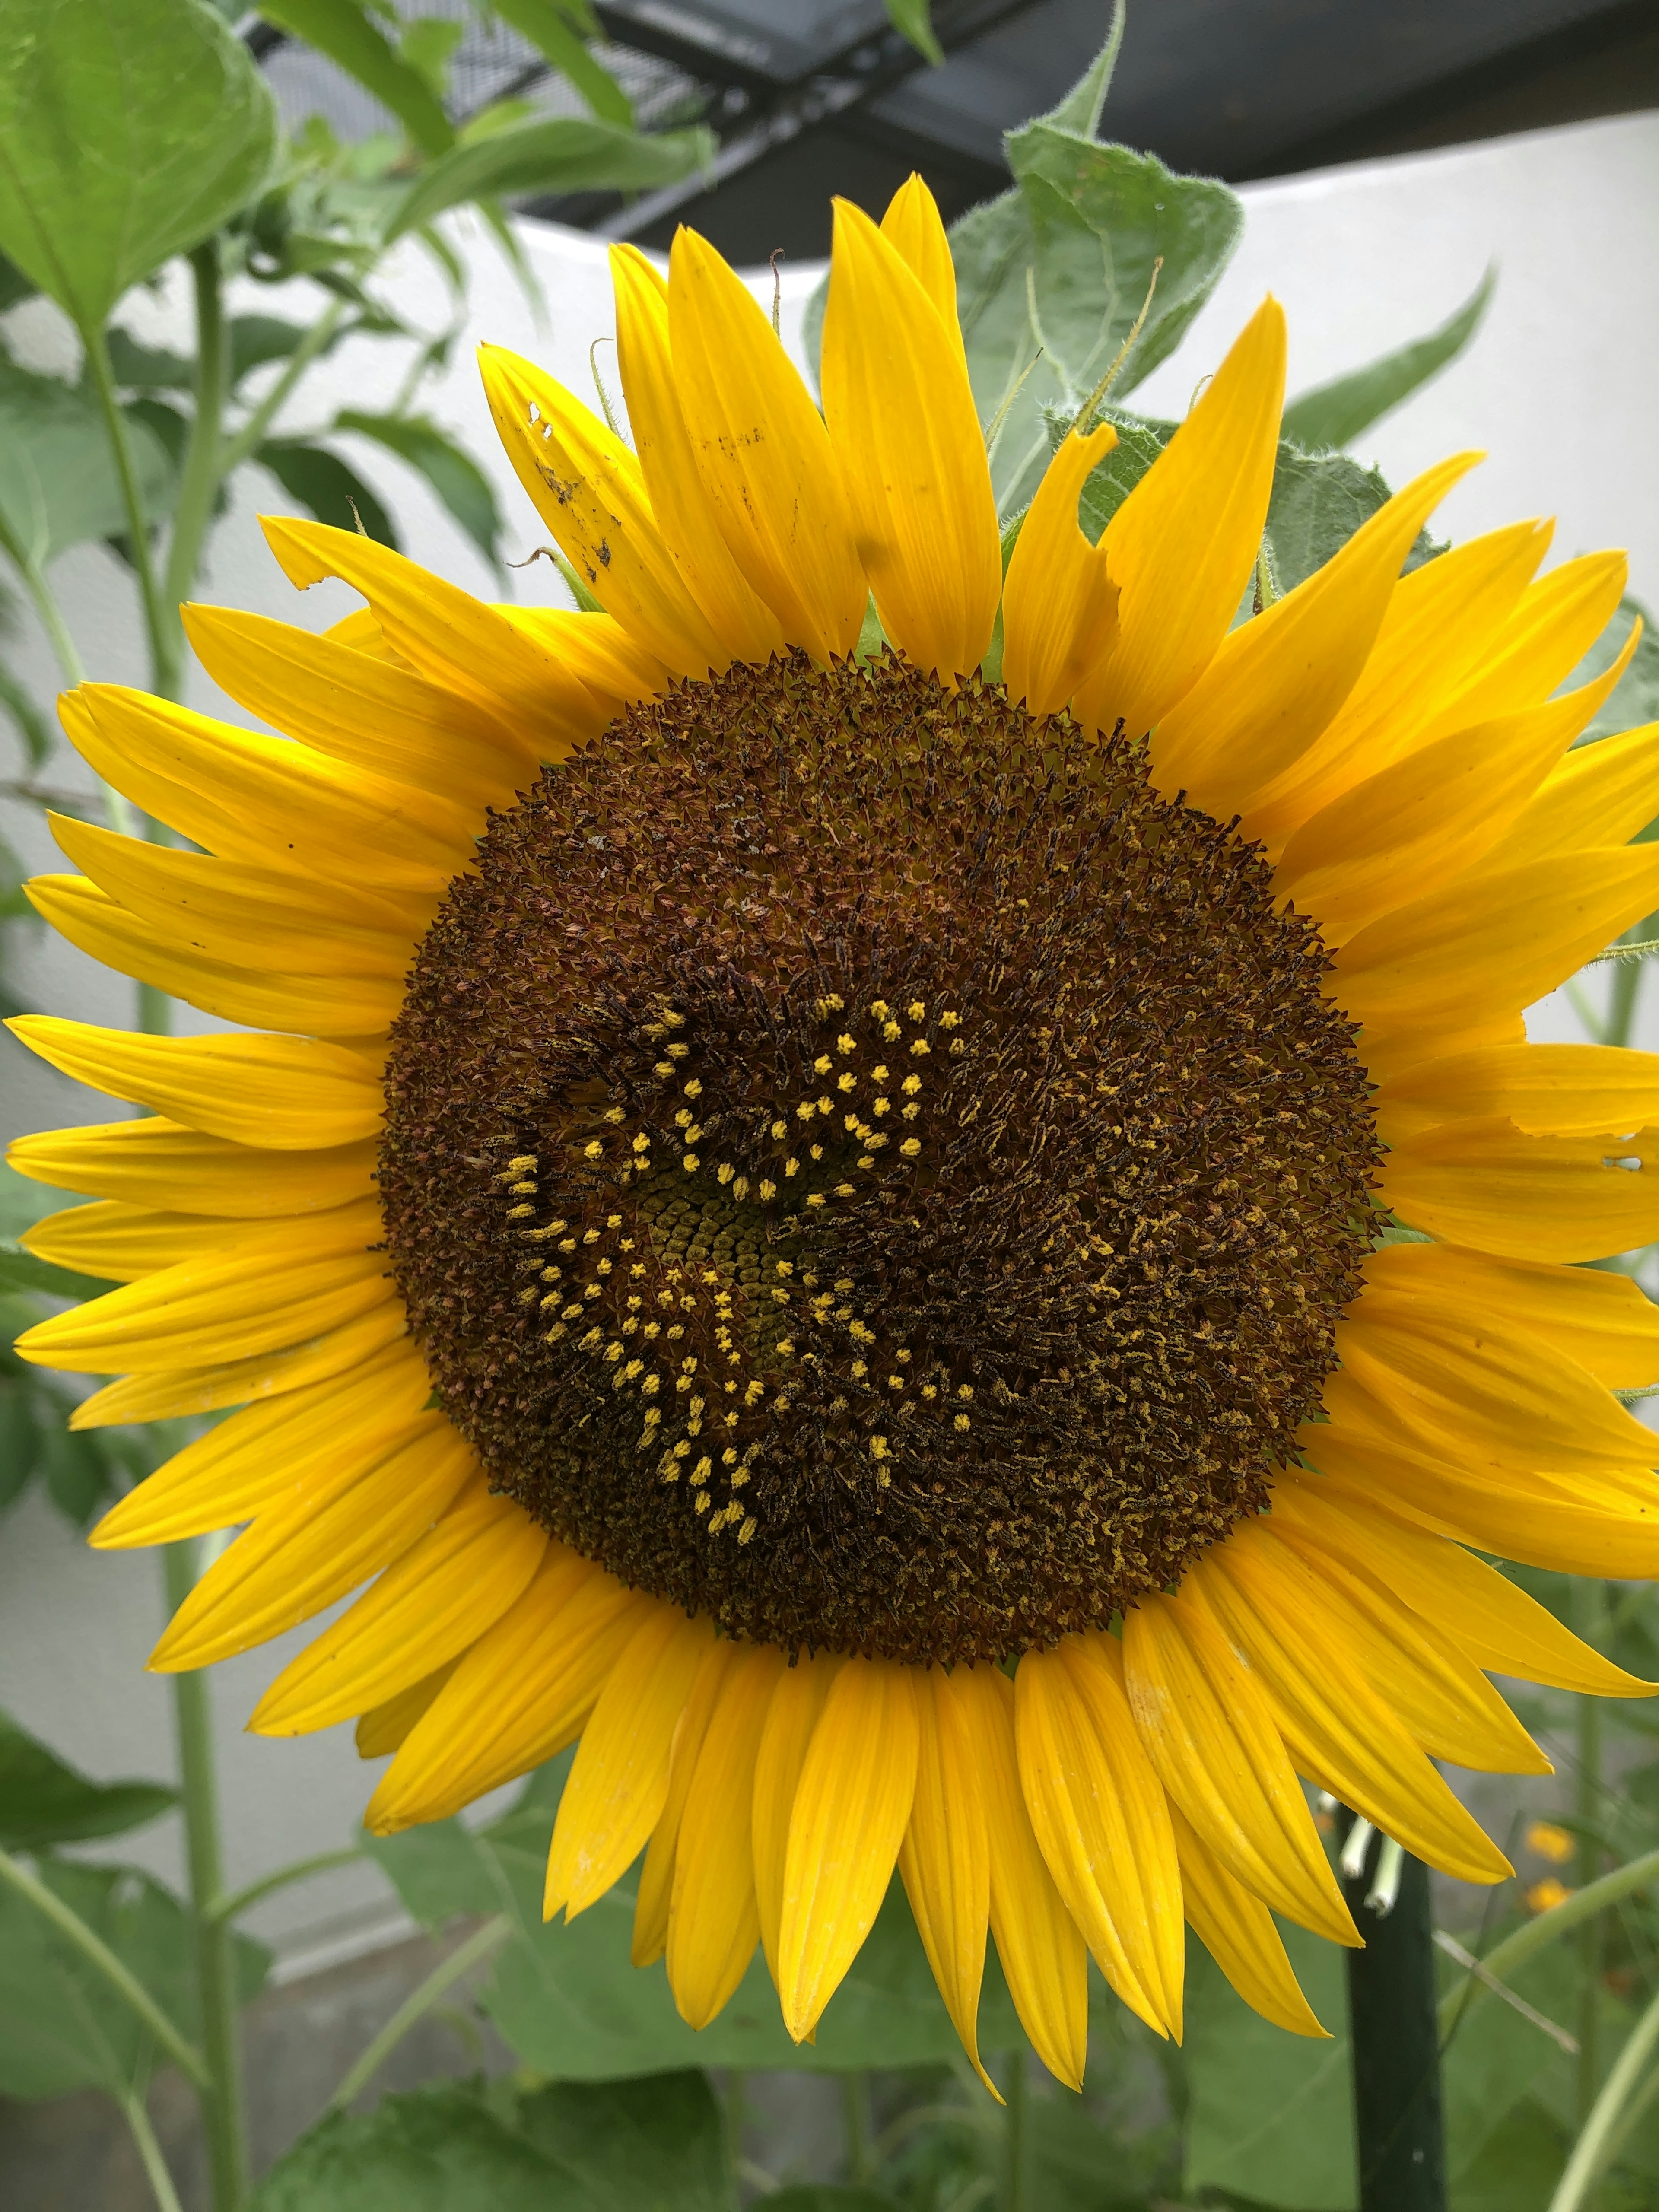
[11,172,1659,2085]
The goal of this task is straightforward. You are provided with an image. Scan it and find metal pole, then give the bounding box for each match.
[1341,1815,1448,2212]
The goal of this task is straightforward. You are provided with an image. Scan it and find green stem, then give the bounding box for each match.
[216,298,346,480]
[1601,944,1645,1049]
[160,243,228,647]
[1575,1580,1609,2127]
[0,1847,208,2087]
[83,327,176,700]
[1549,1977,1659,2212]
[1439,1849,1659,2040]
[121,2086,188,2212]
[1001,2046,1027,2212]
[162,1540,248,2212]
[842,2069,874,2186]
[16,555,85,689]
[328,1915,510,2112]
[210,1848,366,1927]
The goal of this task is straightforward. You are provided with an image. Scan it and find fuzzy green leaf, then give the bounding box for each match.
[0,0,277,333]
[1281,265,1495,454]
[383,115,714,243]
[257,0,456,157]
[0,1711,176,1852]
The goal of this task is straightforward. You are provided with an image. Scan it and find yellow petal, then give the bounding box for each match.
[67,1303,408,1428]
[899,1668,995,2096]
[667,1643,786,2027]
[822,198,1000,677]
[1269,1475,1655,1697]
[1374,1041,1659,1146]
[1121,1587,1357,1945]
[494,604,671,721]
[608,244,785,666]
[150,1416,473,1670]
[356,1657,462,1760]
[1014,1639,1176,2037]
[1277,648,1633,947]
[14,1202,390,1373]
[1153,452,1478,820]
[261,515,598,756]
[879,175,963,365]
[1411,547,1629,747]
[367,1549,645,1832]
[1357,1013,1526,1092]
[477,341,726,678]
[1000,425,1121,714]
[1363,1238,1659,1388]
[1196,1536,1511,1884]
[67,684,477,890]
[950,1661,1088,2091]
[1239,520,1551,857]
[777,1656,920,2041]
[1170,1804,1328,2039]
[632,1637,741,1968]
[90,1341,432,1548]
[1072,298,1286,743]
[1484,714,1659,872]
[25,1200,270,1282]
[51,814,424,973]
[1379,1117,1659,1265]
[249,1482,547,1735]
[26,875,402,1037]
[181,601,538,801]
[669,227,867,663]
[1332,847,1659,1032]
[7,1119,377,1221]
[5,1018,382,1148]
[544,1606,713,1919]
[752,1650,843,1986]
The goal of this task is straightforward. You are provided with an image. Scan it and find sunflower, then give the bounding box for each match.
[12,178,1659,2087]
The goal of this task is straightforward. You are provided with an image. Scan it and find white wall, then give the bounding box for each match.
[1,107,1656,1972]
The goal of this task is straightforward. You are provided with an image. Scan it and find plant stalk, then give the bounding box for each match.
[122,2086,188,2212]
[1440,1848,1659,2039]
[1575,1578,1610,2127]
[1001,2045,1027,2212]
[210,1848,366,1927]
[161,243,229,649]
[0,1847,208,2087]
[216,297,346,480]
[1549,1976,1659,2212]
[162,1539,248,2212]
[83,328,177,701]
[842,2069,874,2187]
[1341,1815,1446,2212]
[328,1914,510,2112]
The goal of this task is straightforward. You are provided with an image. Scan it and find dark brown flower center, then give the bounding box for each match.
[378,651,1377,1664]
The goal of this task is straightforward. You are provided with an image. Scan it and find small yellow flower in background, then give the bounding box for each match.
[1526,1819,1577,1866]
[1526,1877,1577,1916]
[9,173,1659,2087]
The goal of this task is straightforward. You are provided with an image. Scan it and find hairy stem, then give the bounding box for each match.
[0,1847,207,2086]
[328,1916,510,2112]
[162,1540,248,2212]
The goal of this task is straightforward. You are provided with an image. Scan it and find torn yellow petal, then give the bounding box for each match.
[608,243,785,666]
[822,197,1000,677]
[1073,297,1286,742]
[1373,1040,1659,1144]
[544,1607,712,1919]
[670,226,866,663]
[250,1482,547,1735]
[1000,424,1121,714]
[4,1018,382,1149]
[899,1667,995,2096]
[778,1656,920,2040]
[1379,1117,1659,1266]
[1153,452,1478,820]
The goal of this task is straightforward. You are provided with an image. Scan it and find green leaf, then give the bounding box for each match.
[754,2192,907,2212]
[0,1382,43,1511]
[948,26,1242,515]
[252,2072,728,2212]
[0,1859,267,2100]
[882,0,944,67]
[0,250,37,312]
[0,359,173,573]
[400,15,465,102]
[40,1422,119,1526]
[257,0,456,158]
[383,116,715,244]
[1439,1923,1576,2205]
[334,410,504,574]
[0,1237,110,1305]
[257,439,398,549]
[1281,265,1495,454]
[1567,593,1659,747]
[489,0,634,128]
[105,331,195,390]
[0,1710,176,1850]
[0,0,277,334]
[1182,1923,1356,2210]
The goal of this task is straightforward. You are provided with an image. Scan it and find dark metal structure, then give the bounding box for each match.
[254,0,1659,259]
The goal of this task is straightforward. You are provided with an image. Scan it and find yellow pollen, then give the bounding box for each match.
[907,1001,925,1020]
[902,1075,922,1094]
[955,1414,972,1431]
[506,1203,534,1219]
[940,1011,961,1028]
[683,1077,702,1098]
[900,1138,922,1157]
[883,1021,901,1041]
[508,1154,537,1171]
[837,1073,857,1092]
[603,1107,625,1124]
[583,1141,603,1160]
[759,1178,778,1200]
[683,1154,699,1172]
[814,1055,833,1074]
[667,1042,689,1058]
[909,1039,930,1056]
[871,1000,890,1019]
